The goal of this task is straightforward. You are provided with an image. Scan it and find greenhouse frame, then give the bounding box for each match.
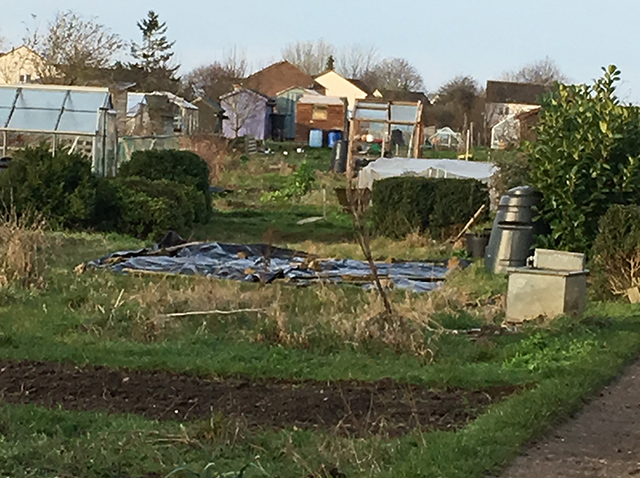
[0,84,118,176]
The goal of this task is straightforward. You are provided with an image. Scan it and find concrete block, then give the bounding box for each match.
[506,268,588,323]
[533,249,585,272]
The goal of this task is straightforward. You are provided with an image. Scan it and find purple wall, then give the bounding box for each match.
[221,89,269,140]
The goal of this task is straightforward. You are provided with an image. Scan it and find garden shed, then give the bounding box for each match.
[0,84,117,176]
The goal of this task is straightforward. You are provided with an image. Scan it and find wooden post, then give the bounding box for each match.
[1,131,6,157]
[346,116,358,180]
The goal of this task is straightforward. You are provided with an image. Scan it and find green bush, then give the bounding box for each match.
[371,177,489,239]
[119,150,211,222]
[528,65,640,252]
[0,146,98,229]
[111,177,203,241]
[592,204,640,300]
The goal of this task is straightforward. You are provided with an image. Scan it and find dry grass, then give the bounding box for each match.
[0,209,47,288]
[118,263,506,356]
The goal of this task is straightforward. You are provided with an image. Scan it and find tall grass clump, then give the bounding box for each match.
[0,208,46,288]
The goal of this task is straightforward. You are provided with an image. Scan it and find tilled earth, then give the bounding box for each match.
[0,359,517,435]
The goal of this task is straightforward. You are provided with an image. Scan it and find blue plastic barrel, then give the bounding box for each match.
[309,129,323,148]
[327,130,342,148]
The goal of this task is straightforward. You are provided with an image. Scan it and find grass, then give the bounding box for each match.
[0,150,639,476]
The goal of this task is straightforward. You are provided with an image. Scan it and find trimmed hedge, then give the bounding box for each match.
[0,146,99,229]
[118,150,211,221]
[592,204,640,300]
[108,177,203,241]
[0,147,208,241]
[371,177,489,238]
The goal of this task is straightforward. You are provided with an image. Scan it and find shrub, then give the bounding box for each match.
[528,65,640,252]
[260,160,316,203]
[0,146,98,229]
[119,150,211,221]
[592,204,640,300]
[111,177,202,241]
[490,150,530,199]
[371,177,489,239]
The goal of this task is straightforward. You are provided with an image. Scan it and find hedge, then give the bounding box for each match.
[0,147,207,241]
[371,177,489,239]
[0,146,99,229]
[592,204,640,300]
[108,177,204,241]
[119,150,211,222]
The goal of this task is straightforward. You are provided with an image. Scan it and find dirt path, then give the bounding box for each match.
[501,360,640,478]
[0,360,516,436]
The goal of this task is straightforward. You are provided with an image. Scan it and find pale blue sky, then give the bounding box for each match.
[3,0,640,100]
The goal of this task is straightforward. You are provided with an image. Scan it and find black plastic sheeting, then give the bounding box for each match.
[89,242,451,293]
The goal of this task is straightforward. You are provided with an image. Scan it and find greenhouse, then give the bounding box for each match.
[0,84,118,176]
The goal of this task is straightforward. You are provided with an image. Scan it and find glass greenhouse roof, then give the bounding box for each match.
[0,85,112,134]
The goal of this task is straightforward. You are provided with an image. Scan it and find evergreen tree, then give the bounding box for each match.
[130,11,180,91]
[325,55,335,71]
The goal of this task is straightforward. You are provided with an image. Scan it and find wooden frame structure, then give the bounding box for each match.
[346,99,424,179]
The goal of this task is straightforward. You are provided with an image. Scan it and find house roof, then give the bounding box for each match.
[127,91,197,117]
[374,89,431,104]
[485,81,548,105]
[348,78,373,95]
[243,61,315,97]
[298,94,345,106]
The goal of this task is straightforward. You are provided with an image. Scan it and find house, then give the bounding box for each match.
[314,69,370,111]
[221,87,273,140]
[0,46,47,85]
[126,92,199,136]
[485,80,548,131]
[242,61,319,98]
[275,87,320,140]
[0,84,118,175]
[295,94,347,144]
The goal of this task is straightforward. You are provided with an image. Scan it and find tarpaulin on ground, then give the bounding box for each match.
[88,242,451,293]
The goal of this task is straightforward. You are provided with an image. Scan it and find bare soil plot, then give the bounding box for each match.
[0,359,517,436]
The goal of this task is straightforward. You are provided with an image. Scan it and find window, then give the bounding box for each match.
[312,105,328,121]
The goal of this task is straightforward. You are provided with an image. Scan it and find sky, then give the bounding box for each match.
[2,0,640,101]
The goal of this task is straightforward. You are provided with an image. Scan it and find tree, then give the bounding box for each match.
[23,10,124,84]
[362,58,424,91]
[431,75,484,131]
[502,56,568,86]
[335,44,379,79]
[221,89,265,139]
[528,65,640,252]
[130,11,179,91]
[281,40,335,76]
[325,55,335,71]
[182,49,247,101]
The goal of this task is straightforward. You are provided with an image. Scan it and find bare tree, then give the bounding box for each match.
[281,40,335,76]
[23,10,124,84]
[363,57,424,92]
[221,89,265,139]
[335,44,379,79]
[502,56,568,86]
[182,48,247,101]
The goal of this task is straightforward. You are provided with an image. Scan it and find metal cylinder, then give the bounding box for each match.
[485,186,541,274]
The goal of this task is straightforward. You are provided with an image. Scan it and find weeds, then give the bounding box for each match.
[0,208,46,288]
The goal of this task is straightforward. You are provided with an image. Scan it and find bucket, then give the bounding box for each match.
[309,129,323,148]
[466,231,491,258]
[327,130,342,148]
